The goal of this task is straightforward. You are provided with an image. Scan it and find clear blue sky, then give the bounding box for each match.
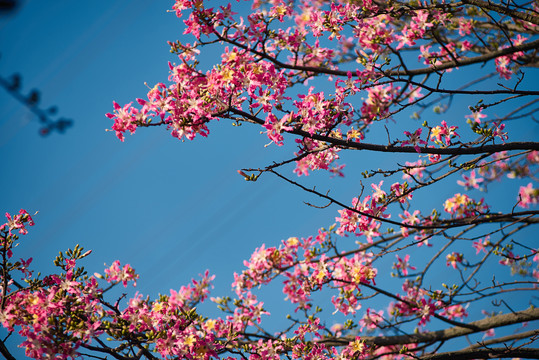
[1,0,340,294]
[0,3,344,353]
[1,1,537,358]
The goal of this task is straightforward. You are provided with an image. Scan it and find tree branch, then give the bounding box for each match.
[0,339,16,360]
[461,0,539,26]
[464,329,539,350]
[418,347,539,360]
[228,108,539,155]
[319,307,539,347]
[213,26,539,80]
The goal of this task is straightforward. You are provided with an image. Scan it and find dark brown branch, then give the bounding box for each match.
[464,329,539,350]
[387,38,539,77]
[360,282,480,330]
[318,307,539,347]
[213,26,539,80]
[269,167,539,230]
[461,0,539,25]
[418,347,539,360]
[228,108,539,155]
[80,342,131,360]
[0,340,16,360]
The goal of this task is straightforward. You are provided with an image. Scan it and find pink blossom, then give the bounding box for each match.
[466,110,487,124]
[371,181,386,202]
[472,236,490,254]
[399,210,420,237]
[263,113,292,146]
[493,122,508,143]
[103,261,139,287]
[402,128,427,152]
[430,120,459,146]
[106,101,146,142]
[457,170,484,189]
[402,160,426,180]
[391,182,413,203]
[440,304,468,320]
[359,309,384,332]
[4,209,34,236]
[517,183,539,208]
[446,252,464,269]
[443,193,489,218]
[330,323,344,337]
[394,254,416,276]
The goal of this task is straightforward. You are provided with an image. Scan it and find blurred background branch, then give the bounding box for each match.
[1,0,73,136]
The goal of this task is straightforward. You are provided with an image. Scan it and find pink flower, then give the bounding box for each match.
[106,101,147,142]
[330,323,344,337]
[499,251,517,267]
[263,113,292,146]
[466,110,487,124]
[472,236,490,254]
[440,304,468,320]
[103,261,139,287]
[359,309,384,332]
[371,181,386,202]
[399,210,420,237]
[4,209,34,236]
[391,182,413,203]
[446,252,463,269]
[402,160,426,180]
[402,128,427,152]
[493,122,508,143]
[430,120,459,146]
[407,85,424,103]
[394,254,416,276]
[443,193,488,218]
[457,170,484,189]
[360,84,400,123]
[517,183,539,208]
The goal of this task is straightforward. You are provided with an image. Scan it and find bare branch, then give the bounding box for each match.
[461,0,539,25]
[319,307,539,347]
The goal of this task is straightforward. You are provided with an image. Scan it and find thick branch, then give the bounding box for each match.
[216,27,539,80]
[319,307,539,347]
[461,0,539,26]
[387,36,539,77]
[0,340,15,360]
[418,347,539,360]
[228,108,539,155]
[464,329,539,350]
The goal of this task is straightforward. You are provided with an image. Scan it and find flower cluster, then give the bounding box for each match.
[0,211,231,360]
[232,233,377,316]
[102,260,139,287]
[518,183,539,208]
[293,138,344,176]
[391,280,445,327]
[430,120,459,146]
[443,193,488,218]
[2,209,34,236]
[335,195,388,241]
[495,35,528,79]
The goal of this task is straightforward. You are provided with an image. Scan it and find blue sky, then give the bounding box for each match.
[0,2,345,351]
[1,1,538,358]
[0,0,340,295]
